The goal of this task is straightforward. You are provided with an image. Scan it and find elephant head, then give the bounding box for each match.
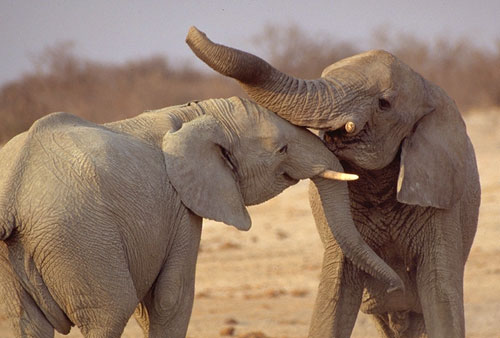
[162,97,357,230]
[185,26,468,211]
[162,97,403,292]
[184,27,472,293]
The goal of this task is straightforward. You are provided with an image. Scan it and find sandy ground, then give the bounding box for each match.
[1,109,499,337]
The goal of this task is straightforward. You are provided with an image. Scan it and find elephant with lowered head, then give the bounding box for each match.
[0,96,368,338]
[187,27,480,338]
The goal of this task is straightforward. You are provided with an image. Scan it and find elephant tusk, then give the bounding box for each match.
[345,121,356,133]
[319,170,359,181]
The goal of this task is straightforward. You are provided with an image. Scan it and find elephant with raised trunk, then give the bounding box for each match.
[0,97,363,337]
[187,27,480,338]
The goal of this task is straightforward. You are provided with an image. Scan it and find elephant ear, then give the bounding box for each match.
[397,87,468,209]
[162,115,251,230]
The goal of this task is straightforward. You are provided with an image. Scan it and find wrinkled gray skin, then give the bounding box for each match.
[187,27,481,338]
[0,97,357,338]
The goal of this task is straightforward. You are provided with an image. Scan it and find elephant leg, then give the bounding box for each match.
[308,247,364,338]
[1,288,54,338]
[35,225,140,338]
[371,311,427,338]
[0,268,54,338]
[144,211,202,338]
[416,212,465,338]
[0,243,54,338]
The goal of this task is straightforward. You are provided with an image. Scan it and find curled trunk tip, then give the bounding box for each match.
[186,26,275,84]
[311,177,405,294]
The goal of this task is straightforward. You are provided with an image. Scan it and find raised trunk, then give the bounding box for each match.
[186,26,348,129]
[310,176,404,293]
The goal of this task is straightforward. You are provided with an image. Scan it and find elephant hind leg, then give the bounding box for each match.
[4,294,55,338]
[0,281,55,338]
[0,245,55,338]
[45,234,140,337]
[371,311,426,338]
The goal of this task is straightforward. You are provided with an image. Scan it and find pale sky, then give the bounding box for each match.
[1,0,498,86]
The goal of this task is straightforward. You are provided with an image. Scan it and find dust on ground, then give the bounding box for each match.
[1,109,499,337]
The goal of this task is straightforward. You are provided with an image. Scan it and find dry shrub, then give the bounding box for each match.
[371,28,500,112]
[252,24,358,79]
[1,25,499,144]
[220,326,236,336]
[218,241,242,250]
[0,42,242,143]
[225,318,239,325]
[289,288,309,297]
[238,332,270,338]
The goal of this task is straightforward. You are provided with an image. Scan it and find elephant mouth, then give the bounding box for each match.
[323,129,348,153]
[323,126,367,154]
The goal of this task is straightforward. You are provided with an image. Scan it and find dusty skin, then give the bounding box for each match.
[0,110,498,337]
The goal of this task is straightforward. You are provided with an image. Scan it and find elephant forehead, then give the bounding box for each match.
[322,52,398,89]
[236,112,291,138]
[240,131,283,153]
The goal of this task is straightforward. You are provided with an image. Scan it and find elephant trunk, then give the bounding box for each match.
[310,176,405,293]
[186,26,347,129]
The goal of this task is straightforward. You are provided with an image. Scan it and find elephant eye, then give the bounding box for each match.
[278,145,288,154]
[378,98,391,110]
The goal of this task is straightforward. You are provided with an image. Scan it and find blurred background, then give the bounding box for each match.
[1,0,499,143]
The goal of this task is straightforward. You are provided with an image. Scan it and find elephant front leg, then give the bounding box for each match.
[309,246,364,338]
[416,211,465,338]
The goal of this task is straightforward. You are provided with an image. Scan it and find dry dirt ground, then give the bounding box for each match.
[0,109,499,337]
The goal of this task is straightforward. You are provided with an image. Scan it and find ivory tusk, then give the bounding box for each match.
[319,170,359,181]
[345,121,356,133]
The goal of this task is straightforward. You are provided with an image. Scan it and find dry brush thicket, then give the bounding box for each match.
[1,25,499,144]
